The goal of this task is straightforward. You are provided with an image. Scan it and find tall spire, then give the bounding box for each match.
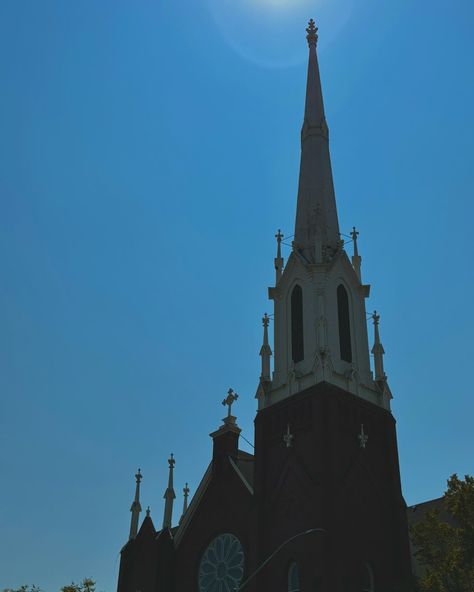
[371,311,386,382]
[162,454,176,529]
[294,19,340,262]
[260,313,272,381]
[129,468,142,540]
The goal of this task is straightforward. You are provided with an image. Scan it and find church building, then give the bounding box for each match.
[117,20,413,592]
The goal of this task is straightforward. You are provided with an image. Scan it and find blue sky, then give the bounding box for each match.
[0,0,473,590]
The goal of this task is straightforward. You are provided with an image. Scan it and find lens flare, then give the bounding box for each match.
[206,0,355,68]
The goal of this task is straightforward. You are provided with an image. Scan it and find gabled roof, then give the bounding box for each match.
[230,450,255,494]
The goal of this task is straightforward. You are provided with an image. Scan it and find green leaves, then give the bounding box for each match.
[410,474,474,592]
[2,578,96,592]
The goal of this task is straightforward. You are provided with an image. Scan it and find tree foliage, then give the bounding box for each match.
[411,474,474,592]
[2,579,96,592]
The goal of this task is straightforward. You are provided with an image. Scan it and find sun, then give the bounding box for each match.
[206,0,355,68]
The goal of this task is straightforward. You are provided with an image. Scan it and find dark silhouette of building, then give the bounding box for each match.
[117,19,413,592]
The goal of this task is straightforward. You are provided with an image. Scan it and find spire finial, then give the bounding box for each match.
[262,312,270,328]
[163,454,176,529]
[274,230,284,283]
[371,310,386,383]
[260,313,272,382]
[129,468,143,540]
[146,506,150,517]
[180,483,190,523]
[306,18,319,47]
[351,226,362,281]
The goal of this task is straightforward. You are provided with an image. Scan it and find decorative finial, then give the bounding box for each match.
[129,468,143,540]
[358,424,368,449]
[274,229,285,283]
[222,388,239,419]
[260,314,272,382]
[371,311,386,383]
[163,454,176,529]
[146,506,150,517]
[351,226,359,252]
[306,18,319,47]
[262,313,270,328]
[283,424,294,448]
[351,226,362,281]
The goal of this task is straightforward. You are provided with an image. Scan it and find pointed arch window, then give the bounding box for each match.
[288,562,300,592]
[337,284,352,363]
[291,285,304,363]
[362,562,374,592]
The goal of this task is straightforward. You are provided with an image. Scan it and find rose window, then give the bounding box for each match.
[198,533,245,592]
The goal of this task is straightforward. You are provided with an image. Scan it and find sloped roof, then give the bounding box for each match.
[235,450,254,490]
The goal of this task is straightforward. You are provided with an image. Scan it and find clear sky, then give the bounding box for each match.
[1,0,473,590]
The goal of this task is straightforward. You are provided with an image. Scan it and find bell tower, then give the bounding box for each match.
[253,20,412,591]
[257,19,391,412]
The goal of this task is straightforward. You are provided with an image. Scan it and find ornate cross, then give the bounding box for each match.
[351,226,359,242]
[135,468,142,484]
[222,388,239,417]
[183,483,189,499]
[372,310,380,326]
[168,453,175,469]
[275,229,284,244]
[358,424,368,449]
[283,424,294,448]
[262,312,270,328]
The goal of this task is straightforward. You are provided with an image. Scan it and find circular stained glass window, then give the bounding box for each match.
[198,533,245,592]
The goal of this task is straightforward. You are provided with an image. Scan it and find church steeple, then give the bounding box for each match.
[129,468,142,540]
[264,20,391,412]
[294,19,340,262]
[162,454,176,529]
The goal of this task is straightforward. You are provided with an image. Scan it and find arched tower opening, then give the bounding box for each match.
[291,285,304,363]
[337,284,352,363]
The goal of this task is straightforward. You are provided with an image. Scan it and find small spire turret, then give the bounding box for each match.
[371,311,386,382]
[180,483,190,524]
[162,454,176,529]
[260,313,272,381]
[129,468,142,540]
[274,230,284,283]
[351,226,362,282]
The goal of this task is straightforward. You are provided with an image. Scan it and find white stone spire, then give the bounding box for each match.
[274,230,284,284]
[371,311,386,382]
[162,454,176,529]
[294,19,340,262]
[180,483,190,524]
[351,227,362,282]
[260,313,272,381]
[264,21,388,412]
[129,468,142,540]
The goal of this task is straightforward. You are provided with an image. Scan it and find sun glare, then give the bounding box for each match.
[206,0,355,68]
